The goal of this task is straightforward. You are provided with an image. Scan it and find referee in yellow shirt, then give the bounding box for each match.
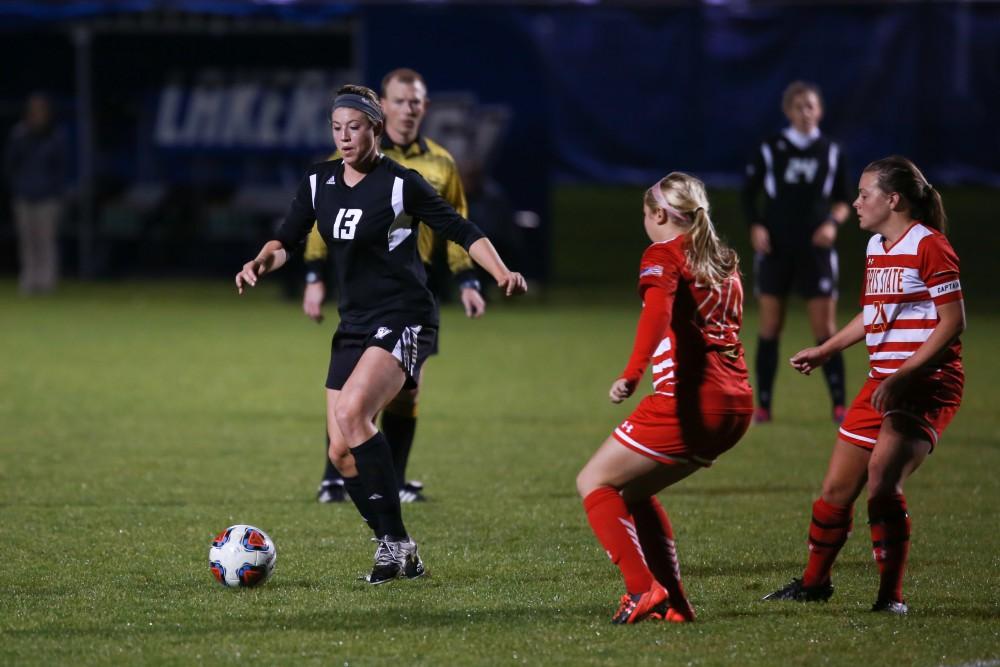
[304,68,486,503]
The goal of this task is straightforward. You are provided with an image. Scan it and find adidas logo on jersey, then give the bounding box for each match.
[368,493,383,501]
[374,327,392,339]
[326,174,336,185]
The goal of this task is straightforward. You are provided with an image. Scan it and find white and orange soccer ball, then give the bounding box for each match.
[208,524,277,588]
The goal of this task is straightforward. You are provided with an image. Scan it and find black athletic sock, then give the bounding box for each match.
[351,432,407,539]
[756,336,779,410]
[342,475,377,534]
[322,431,342,482]
[818,338,846,407]
[381,410,417,485]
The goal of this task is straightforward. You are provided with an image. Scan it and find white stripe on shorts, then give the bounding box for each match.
[613,427,713,467]
[391,325,422,377]
[838,426,876,444]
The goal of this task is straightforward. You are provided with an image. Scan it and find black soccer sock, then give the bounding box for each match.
[322,431,342,482]
[351,432,407,539]
[756,337,779,410]
[818,338,846,407]
[381,409,417,485]
[342,475,377,535]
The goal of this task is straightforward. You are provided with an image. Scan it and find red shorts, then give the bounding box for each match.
[612,393,752,467]
[838,373,963,451]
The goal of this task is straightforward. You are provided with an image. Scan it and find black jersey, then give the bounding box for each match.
[741,130,849,249]
[274,156,484,332]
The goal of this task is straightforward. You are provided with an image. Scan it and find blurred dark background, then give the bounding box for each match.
[1,1,998,299]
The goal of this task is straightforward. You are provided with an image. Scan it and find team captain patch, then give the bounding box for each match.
[640,265,664,278]
[933,279,961,297]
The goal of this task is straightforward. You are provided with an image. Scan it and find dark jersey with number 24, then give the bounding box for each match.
[741,131,849,249]
[275,156,485,333]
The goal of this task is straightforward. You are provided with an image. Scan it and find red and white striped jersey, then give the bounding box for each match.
[627,237,748,402]
[862,223,963,379]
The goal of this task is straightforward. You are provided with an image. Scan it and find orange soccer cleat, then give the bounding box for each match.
[611,582,669,624]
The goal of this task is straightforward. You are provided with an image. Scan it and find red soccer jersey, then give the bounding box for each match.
[862,223,963,380]
[621,237,752,412]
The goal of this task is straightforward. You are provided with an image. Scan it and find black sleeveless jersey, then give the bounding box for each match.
[275,156,484,332]
[741,131,850,249]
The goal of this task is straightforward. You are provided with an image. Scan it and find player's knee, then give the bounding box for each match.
[334,394,366,438]
[758,322,782,338]
[384,388,419,418]
[865,463,901,499]
[328,443,356,477]
[820,478,858,507]
[576,466,606,498]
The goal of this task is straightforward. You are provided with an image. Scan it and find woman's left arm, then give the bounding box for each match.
[870,300,966,412]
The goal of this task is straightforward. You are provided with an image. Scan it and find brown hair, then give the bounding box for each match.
[380,68,426,97]
[863,155,948,233]
[644,172,739,287]
[336,84,380,107]
[333,84,384,133]
[782,80,823,112]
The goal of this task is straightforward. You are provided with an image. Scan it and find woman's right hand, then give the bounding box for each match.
[789,345,831,375]
[609,378,635,404]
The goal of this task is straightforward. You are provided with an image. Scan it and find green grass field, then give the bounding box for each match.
[1,281,998,666]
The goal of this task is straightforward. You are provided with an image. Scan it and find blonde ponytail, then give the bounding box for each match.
[645,173,739,287]
[687,206,738,287]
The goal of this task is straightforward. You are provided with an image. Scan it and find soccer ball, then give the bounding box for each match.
[208,524,277,588]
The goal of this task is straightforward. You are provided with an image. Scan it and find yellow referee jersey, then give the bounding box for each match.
[303,134,474,276]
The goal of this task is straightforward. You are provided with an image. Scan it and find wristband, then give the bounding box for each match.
[459,279,482,293]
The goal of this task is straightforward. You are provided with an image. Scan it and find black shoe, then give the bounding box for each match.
[762,577,834,602]
[871,598,908,614]
[399,480,426,503]
[401,542,426,580]
[366,537,425,584]
[316,479,346,503]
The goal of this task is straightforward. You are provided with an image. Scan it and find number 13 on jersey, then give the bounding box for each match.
[332,208,362,240]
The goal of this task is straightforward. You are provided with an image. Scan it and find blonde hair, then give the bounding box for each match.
[381,68,426,97]
[644,172,739,287]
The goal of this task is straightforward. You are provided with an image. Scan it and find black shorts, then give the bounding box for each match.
[754,246,838,299]
[326,324,438,391]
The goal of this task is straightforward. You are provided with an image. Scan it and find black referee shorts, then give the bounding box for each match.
[754,246,838,299]
[326,324,438,391]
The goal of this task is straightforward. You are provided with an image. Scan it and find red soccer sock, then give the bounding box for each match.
[628,496,694,620]
[583,487,654,595]
[802,497,854,588]
[868,493,911,603]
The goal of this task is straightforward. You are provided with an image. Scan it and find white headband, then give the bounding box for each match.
[648,182,686,222]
